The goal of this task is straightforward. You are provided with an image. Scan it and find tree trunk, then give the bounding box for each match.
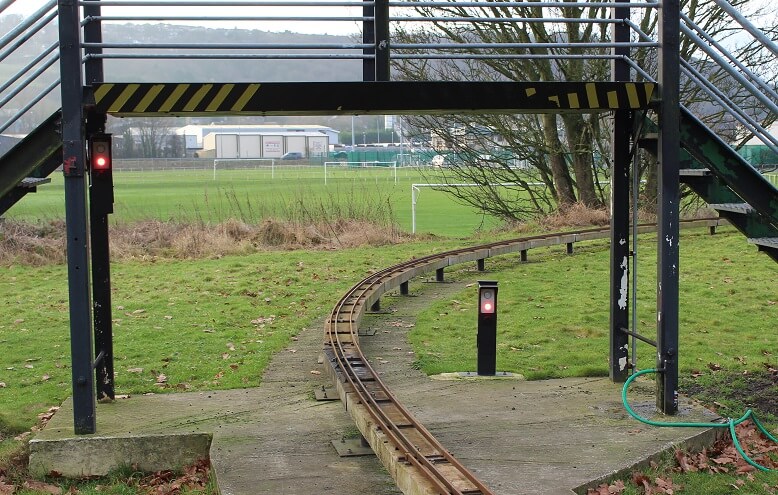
[542,114,576,207]
[562,114,604,208]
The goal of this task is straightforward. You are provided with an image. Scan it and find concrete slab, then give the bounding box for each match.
[31,278,720,495]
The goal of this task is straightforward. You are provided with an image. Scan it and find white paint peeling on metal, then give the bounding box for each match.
[619,356,628,371]
[617,256,628,310]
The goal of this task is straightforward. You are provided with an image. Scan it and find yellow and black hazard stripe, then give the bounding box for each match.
[524,82,655,110]
[92,83,262,116]
[90,81,656,116]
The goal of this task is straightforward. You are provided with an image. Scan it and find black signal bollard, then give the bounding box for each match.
[477,281,498,376]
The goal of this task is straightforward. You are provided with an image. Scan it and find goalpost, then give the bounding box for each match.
[323,161,399,185]
[213,158,277,180]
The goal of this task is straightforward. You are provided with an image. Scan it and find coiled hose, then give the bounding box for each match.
[622,368,778,472]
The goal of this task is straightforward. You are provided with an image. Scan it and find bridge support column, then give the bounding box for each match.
[84,1,115,403]
[656,0,681,415]
[609,0,631,383]
[58,0,96,434]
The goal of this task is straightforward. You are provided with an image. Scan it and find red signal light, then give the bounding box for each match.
[480,288,495,314]
[89,134,112,174]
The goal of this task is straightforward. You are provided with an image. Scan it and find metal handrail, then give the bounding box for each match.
[388,1,659,7]
[681,12,778,104]
[0,80,60,135]
[80,0,374,5]
[682,63,778,152]
[82,42,370,49]
[0,10,57,63]
[0,0,15,15]
[0,0,56,51]
[0,52,60,108]
[711,0,778,58]
[87,15,370,22]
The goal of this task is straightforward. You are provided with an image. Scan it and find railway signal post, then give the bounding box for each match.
[477,281,498,376]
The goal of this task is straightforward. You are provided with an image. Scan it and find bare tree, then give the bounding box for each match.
[394,0,777,221]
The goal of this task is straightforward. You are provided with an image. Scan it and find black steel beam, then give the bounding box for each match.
[609,0,632,383]
[679,109,778,227]
[0,111,61,200]
[656,0,681,415]
[59,0,97,434]
[84,1,115,403]
[362,0,375,82]
[0,142,61,216]
[374,0,390,81]
[90,81,657,117]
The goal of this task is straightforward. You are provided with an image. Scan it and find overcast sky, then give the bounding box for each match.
[0,0,363,35]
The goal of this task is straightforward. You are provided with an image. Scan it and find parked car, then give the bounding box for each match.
[281,152,304,160]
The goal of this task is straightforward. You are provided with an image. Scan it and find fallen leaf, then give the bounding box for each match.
[127,368,144,373]
[41,374,50,382]
[0,480,14,494]
[221,353,230,360]
[226,342,236,351]
[0,382,6,388]
[310,370,321,375]
[23,480,61,494]
[156,373,167,383]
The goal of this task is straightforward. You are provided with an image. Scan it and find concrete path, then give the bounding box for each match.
[32,278,720,495]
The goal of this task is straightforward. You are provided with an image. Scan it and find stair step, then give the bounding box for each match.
[679,168,711,177]
[709,202,753,214]
[748,237,778,249]
[19,177,52,188]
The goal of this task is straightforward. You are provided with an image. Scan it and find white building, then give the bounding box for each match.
[175,124,340,151]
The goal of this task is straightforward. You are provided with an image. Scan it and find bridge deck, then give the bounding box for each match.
[91,81,656,116]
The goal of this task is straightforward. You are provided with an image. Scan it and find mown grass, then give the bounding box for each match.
[410,227,778,381]
[0,236,479,432]
[5,168,502,236]
[0,223,776,494]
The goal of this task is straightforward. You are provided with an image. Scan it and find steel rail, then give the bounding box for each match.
[325,219,722,494]
[326,225,616,494]
[328,254,496,495]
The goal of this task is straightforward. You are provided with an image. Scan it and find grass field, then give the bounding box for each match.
[0,220,777,492]
[6,167,504,236]
[3,164,778,493]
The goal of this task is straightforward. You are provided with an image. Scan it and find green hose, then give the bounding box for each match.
[622,368,778,472]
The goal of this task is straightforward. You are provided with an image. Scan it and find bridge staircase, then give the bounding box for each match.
[0,0,775,462]
[639,108,778,262]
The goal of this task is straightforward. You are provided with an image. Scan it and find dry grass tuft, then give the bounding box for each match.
[541,202,611,229]
[0,220,67,266]
[0,217,408,266]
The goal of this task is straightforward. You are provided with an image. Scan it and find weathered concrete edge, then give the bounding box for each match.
[324,354,440,495]
[570,426,726,494]
[28,432,212,478]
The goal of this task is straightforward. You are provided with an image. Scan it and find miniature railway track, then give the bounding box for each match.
[323,219,724,495]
